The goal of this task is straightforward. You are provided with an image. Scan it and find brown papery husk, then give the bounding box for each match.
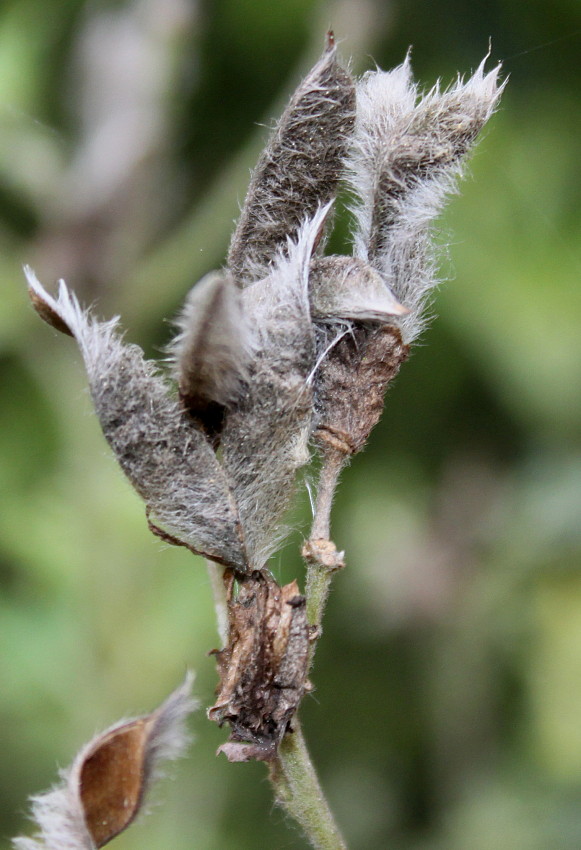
[209,571,311,762]
[314,323,409,456]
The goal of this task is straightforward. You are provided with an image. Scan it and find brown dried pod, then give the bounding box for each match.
[209,571,310,762]
[13,676,196,850]
[227,35,356,285]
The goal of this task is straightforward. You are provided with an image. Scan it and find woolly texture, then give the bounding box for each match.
[24,47,503,576]
[13,675,197,850]
[169,271,252,406]
[221,210,323,568]
[347,55,504,342]
[25,269,247,570]
[168,270,254,440]
[227,41,356,285]
[308,255,407,322]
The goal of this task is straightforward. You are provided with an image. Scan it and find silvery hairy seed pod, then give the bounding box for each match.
[311,54,504,457]
[347,54,505,343]
[221,209,325,569]
[26,268,248,571]
[227,34,356,286]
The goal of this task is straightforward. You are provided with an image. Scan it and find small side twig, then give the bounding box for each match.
[303,448,346,658]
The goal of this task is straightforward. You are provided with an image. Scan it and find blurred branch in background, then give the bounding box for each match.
[1,0,581,848]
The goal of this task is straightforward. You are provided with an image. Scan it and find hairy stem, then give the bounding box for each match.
[311,448,344,539]
[271,720,348,850]
[304,448,346,650]
[206,559,229,648]
[267,449,349,847]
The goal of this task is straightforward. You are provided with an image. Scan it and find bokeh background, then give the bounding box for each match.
[1,0,581,848]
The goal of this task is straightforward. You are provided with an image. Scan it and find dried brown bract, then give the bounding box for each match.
[314,323,409,456]
[209,571,310,762]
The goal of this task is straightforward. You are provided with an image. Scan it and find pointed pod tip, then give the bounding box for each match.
[26,271,74,337]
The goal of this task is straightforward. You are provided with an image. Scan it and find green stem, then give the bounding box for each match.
[305,448,346,652]
[271,721,348,850]
[311,449,343,540]
[269,448,349,848]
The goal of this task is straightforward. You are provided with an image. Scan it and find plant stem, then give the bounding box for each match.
[268,448,349,848]
[271,720,348,850]
[311,448,344,539]
[205,559,229,648]
[304,448,346,649]
[207,450,349,849]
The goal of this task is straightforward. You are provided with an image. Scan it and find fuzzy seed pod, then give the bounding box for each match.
[26,268,248,571]
[227,36,356,285]
[220,210,324,569]
[347,55,504,342]
[13,676,196,850]
[168,270,253,443]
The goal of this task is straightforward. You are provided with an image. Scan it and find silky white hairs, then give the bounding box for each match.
[347,55,504,342]
[25,45,503,572]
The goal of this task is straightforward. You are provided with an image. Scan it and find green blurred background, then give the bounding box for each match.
[1,0,581,847]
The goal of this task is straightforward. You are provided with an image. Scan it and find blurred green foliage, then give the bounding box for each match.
[1,1,581,848]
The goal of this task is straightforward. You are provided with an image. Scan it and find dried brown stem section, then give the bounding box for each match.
[209,571,311,762]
